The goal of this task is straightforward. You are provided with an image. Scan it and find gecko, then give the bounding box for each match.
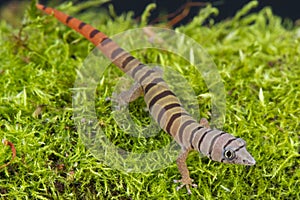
[36,3,256,194]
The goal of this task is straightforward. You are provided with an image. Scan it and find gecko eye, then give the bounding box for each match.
[224,149,235,160]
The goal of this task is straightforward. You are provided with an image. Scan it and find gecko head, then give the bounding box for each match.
[219,138,256,166]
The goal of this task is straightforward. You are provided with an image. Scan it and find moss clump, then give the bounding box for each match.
[0,1,299,199]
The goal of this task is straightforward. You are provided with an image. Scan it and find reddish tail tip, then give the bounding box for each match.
[36,3,45,11]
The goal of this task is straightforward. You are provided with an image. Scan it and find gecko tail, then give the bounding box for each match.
[36,3,108,46]
[36,3,142,74]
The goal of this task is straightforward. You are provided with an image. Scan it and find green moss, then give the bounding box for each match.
[0,0,299,199]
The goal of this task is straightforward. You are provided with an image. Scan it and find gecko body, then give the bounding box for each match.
[36,4,255,194]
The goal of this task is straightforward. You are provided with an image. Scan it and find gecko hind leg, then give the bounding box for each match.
[112,66,163,108]
[112,81,143,109]
[199,118,210,128]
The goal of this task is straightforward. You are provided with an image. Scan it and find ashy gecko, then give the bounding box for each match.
[36,3,255,194]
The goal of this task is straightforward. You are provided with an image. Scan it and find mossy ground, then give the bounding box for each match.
[0,1,299,199]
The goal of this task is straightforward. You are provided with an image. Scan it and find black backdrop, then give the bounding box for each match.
[1,0,299,26]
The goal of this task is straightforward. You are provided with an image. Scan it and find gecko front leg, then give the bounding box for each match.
[199,117,210,128]
[173,118,210,194]
[174,148,197,194]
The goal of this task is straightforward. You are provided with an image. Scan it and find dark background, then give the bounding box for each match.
[104,0,300,25]
[1,0,300,26]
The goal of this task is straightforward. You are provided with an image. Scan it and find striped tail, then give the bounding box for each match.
[36,3,142,75]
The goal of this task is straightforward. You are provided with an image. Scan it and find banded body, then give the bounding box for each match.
[37,4,255,193]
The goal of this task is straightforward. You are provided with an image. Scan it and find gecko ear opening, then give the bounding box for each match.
[236,138,246,146]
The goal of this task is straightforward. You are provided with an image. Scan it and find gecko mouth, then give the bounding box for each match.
[243,156,256,165]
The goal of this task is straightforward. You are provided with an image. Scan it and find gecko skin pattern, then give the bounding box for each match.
[36,3,256,194]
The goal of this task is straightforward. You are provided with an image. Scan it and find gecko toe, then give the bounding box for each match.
[174,178,197,194]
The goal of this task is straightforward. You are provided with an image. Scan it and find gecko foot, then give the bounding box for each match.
[173,177,197,194]
[199,117,210,128]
